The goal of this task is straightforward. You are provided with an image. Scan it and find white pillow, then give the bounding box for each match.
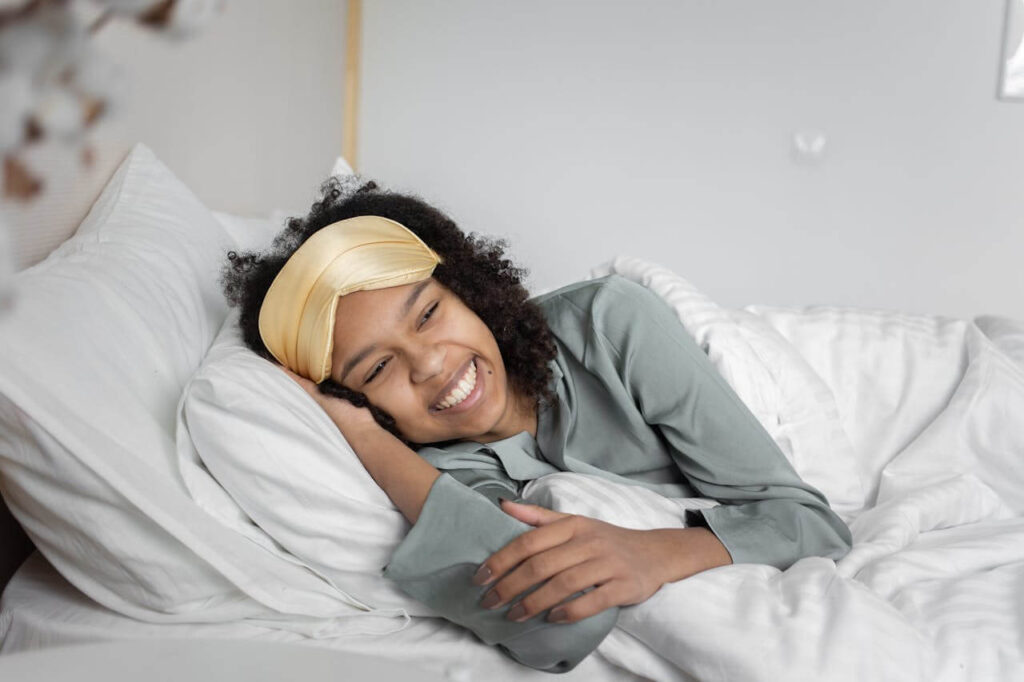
[212,210,280,252]
[0,145,377,628]
[330,157,355,177]
[177,308,434,614]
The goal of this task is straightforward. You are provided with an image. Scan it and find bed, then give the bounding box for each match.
[2,142,1024,681]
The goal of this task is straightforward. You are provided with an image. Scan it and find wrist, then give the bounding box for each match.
[334,427,439,524]
[648,527,733,585]
[343,423,398,452]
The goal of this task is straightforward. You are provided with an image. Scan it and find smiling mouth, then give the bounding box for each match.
[431,358,480,412]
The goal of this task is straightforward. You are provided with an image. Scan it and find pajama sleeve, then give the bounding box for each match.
[586,276,852,569]
[381,471,619,673]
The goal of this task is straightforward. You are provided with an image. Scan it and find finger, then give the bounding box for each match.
[504,559,611,623]
[498,499,573,527]
[541,581,619,625]
[480,543,594,612]
[475,517,580,588]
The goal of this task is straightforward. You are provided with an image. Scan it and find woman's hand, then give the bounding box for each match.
[475,500,732,625]
[279,366,381,442]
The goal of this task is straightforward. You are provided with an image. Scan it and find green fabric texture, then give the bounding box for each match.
[383,473,618,673]
[382,274,852,672]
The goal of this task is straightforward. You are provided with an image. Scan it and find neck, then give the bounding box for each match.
[478,391,538,444]
[513,391,539,439]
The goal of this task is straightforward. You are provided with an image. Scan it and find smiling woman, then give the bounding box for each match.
[328,278,536,446]
[223,176,557,450]
[220,176,851,673]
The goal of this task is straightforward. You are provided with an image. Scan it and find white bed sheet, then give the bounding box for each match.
[0,552,647,681]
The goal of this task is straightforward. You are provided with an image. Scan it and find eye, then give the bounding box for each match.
[365,358,389,384]
[364,302,438,385]
[419,302,439,327]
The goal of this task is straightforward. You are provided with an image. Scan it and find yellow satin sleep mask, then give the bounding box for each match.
[258,215,443,382]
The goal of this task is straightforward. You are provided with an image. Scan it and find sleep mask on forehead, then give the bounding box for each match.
[258,215,443,382]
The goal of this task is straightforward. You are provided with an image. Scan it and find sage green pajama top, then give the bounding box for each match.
[381,274,852,673]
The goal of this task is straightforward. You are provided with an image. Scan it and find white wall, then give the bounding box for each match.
[92,0,346,215]
[359,0,1024,320]
[6,0,345,269]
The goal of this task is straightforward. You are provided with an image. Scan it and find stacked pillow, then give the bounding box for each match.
[0,145,387,629]
[176,308,430,612]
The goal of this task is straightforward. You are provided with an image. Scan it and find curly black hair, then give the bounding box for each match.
[220,176,558,447]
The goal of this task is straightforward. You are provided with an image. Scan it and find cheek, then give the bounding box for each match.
[466,319,502,363]
[366,382,428,422]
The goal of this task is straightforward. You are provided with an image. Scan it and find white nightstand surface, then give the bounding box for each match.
[0,637,451,681]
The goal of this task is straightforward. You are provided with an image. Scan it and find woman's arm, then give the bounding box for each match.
[284,368,617,673]
[598,276,853,567]
[343,427,440,524]
[282,368,439,523]
[383,473,619,672]
[472,276,850,626]
[473,500,732,626]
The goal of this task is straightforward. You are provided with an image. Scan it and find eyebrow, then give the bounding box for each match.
[338,280,432,384]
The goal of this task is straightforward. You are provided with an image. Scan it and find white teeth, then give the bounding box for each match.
[435,360,477,411]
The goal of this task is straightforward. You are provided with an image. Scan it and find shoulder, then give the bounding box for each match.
[531,274,668,327]
[530,274,660,317]
[530,274,671,347]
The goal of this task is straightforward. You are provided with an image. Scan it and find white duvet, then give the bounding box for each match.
[519,256,1024,682]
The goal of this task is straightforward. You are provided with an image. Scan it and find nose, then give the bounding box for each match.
[409,343,445,384]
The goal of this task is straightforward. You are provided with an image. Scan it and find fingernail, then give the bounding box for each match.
[479,591,499,609]
[507,603,527,621]
[548,608,568,623]
[472,564,492,586]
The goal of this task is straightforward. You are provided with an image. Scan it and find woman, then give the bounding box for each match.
[222,177,852,673]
